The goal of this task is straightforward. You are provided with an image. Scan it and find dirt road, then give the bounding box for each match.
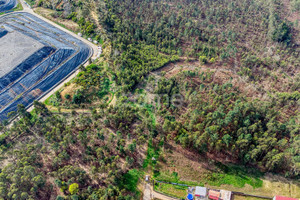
[144,183,152,200]
[152,191,180,200]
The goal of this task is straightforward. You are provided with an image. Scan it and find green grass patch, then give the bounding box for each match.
[143,139,160,169]
[205,172,263,188]
[145,103,156,126]
[44,95,52,106]
[205,163,263,188]
[155,171,204,187]
[154,182,188,199]
[13,1,23,11]
[155,164,263,189]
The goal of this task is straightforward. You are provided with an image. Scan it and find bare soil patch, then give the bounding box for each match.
[34,7,79,32]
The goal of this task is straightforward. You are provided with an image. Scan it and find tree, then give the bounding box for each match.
[56,196,64,200]
[69,183,79,195]
[199,55,208,64]
[222,134,232,147]
[272,22,291,43]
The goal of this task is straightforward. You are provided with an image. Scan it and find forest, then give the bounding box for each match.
[0,0,299,199]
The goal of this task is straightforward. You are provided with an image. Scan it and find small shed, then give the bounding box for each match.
[273,196,299,200]
[220,190,232,200]
[145,175,149,182]
[195,186,207,198]
[209,190,220,200]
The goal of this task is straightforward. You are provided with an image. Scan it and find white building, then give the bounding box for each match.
[195,186,207,198]
[220,190,232,200]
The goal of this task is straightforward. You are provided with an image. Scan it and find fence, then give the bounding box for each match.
[153,180,274,200]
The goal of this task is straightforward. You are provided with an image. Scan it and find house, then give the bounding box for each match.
[195,186,207,198]
[208,190,220,200]
[220,190,232,200]
[273,196,299,200]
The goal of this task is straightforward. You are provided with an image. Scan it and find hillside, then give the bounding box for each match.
[0,0,299,199]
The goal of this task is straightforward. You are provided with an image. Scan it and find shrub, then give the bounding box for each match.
[69,183,79,195]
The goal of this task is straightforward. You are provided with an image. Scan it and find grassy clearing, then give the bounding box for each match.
[204,164,263,188]
[154,182,188,199]
[156,163,262,189]
[155,171,204,186]
[145,103,156,126]
[143,139,161,169]
[204,172,263,188]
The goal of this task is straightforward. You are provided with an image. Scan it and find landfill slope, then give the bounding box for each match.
[0,0,17,12]
[0,12,92,121]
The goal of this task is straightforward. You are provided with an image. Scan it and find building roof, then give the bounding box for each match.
[275,196,299,200]
[195,186,207,196]
[220,190,232,200]
[209,190,220,200]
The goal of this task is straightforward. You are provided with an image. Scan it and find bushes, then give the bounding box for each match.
[119,169,140,192]
[69,183,79,195]
[272,22,291,43]
[72,90,85,104]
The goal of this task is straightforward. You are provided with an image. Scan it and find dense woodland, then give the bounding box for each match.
[0,0,299,199]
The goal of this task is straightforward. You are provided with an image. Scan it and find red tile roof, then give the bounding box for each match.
[275,196,299,200]
[209,190,220,200]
